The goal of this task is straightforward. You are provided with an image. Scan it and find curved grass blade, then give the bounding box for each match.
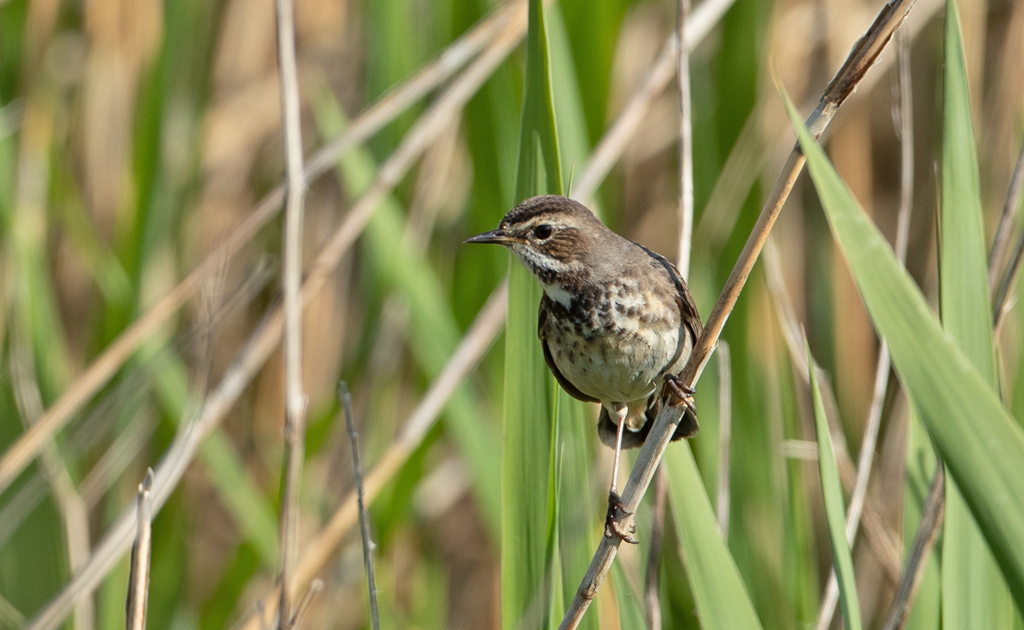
[781,86,1024,614]
[936,0,1015,626]
[806,337,862,630]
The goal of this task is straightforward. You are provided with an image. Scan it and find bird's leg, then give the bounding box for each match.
[605,406,638,544]
[663,373,697,413]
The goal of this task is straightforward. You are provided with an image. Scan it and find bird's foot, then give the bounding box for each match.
[604,491,638,545]
[663,373,696,413]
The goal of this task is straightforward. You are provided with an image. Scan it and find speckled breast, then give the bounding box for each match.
[541,280,684,405]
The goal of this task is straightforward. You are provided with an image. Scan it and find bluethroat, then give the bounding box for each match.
[466,195,702,543]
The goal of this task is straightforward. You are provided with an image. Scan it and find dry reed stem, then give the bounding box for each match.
[715,340,732,538]
[763,239,903,583]
[340,383,380,630]
[880,461,944,630]
[126,469,154,630]
[559,1,917,626]
[644,466,668,630]
[0,0,525,498]
[992,141,1024,334]
[988,141,1024,291]
[273,0,309,623]
[813,31,915,630]
[676,0,694,277]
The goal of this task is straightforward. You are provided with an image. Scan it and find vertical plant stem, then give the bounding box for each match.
[676,0,694,278]
[126,469,154,630]
[880,462,945,630]
[716,341,732,538]
[274,0,308,624]
[339,383,380,630]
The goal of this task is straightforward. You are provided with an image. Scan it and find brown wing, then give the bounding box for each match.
[635,244,703,372]
[538,295,599,403]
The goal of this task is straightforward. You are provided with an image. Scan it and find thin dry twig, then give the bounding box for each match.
[273,0,309,623]
[0,0,526,498]
[339,383,380,630]
[126,469,154,630]
[676,0,694,277]
[988,141,1024,291]
[880,461,944,630]
[559,1,917,626]
[991,141,1024,334]
[763,239,904,583]
[716,340,732,538]
[813,30,915,630]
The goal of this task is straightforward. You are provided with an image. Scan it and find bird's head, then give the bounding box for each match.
[464,195,604,286]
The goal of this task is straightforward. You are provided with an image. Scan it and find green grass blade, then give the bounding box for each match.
[937,0,1014,625]
[665,444,764,630]
[806,339,862,630]
[782,86,1024,613]
[503,0,564,627]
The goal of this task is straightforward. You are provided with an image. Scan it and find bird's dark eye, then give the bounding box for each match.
[533,224,553,240]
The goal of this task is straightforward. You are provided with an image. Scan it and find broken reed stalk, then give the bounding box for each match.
[558,1,917,626]
[813,29,915,630]
[0,0,526,499]
[126,469,154,630]
[273,0,309,624]
[339,383,380,630]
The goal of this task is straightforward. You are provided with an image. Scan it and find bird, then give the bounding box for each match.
[465,194,702,543]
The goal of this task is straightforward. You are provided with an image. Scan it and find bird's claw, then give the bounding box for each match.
[604,491,638,544]
[663,373,696,413]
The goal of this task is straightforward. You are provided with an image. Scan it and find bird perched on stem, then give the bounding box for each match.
[465,194,702,543]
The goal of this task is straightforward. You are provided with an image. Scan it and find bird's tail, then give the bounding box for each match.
[596,398,699,450]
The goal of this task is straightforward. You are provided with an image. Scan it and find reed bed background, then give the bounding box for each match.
[1,0,1023,628]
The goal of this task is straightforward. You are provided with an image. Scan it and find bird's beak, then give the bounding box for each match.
[464,229,517,245]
